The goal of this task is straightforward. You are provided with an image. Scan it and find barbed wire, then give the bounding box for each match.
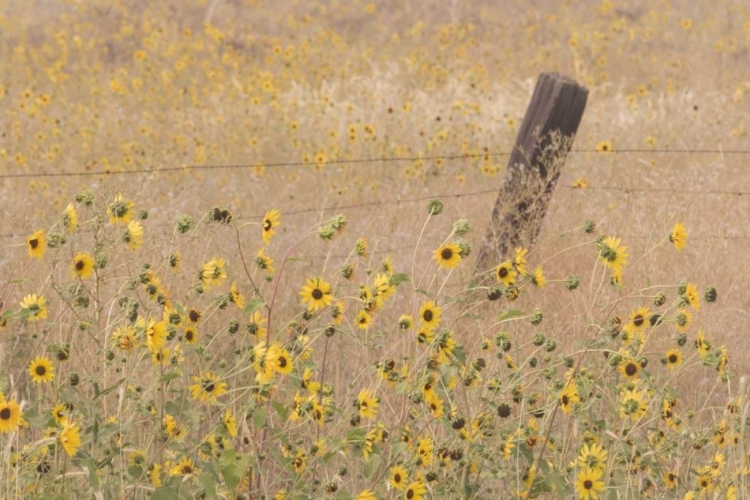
[2,148,750,180]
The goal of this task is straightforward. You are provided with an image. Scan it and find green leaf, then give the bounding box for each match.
[219,450,252,492]
[198,473,217,499]
[345,428,367,443]
[389,273,410,286]
[243,298,265,315]
[0,374,8,394]
[272,401,288,421]
[498,309,525,322]
[93,378,125,400]
[159,371,182,383]
[252,407,268,428]
[364,452,382,480]
[83,458,100,490]
[21,408,50,428]
[415,289,436,299]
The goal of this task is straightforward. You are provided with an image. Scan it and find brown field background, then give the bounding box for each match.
[1,0,750,411]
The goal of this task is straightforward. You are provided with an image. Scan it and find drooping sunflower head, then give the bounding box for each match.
[261,209,281,245]
[670,222,687,252]
[107,193,136,225]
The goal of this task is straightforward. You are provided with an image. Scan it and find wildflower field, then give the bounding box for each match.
[2,0,750,498]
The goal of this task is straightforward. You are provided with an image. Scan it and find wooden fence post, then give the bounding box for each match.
[474,72,588,276]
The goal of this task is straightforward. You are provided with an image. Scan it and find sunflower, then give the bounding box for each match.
[292,449,307,474]
[627,307,650,332]
[152,348,170,366]
[598,236,628,272]
[578,443,607,471]
[184,326,199,344]
[29,356,55,384]
[223,410,238,438]
[200,258,227,290]
[255,248,275,274]
[71,253,95,279]
[355,309,372,330]
[495,261,517,286]
[415,436,433,466]
[683,283,701,311]
[664,349,683,369]
[575,468,605,500]
[670,222,687,251]
[619,358,641,380]
[399,314,414,330]
[267,343,293,375]
[595,140,612,152]
[299,277,333,312]
[169,457,196,477]
[418,300,442,331]
[107,193,135,225]
[247,311,268,341]
[513,247,529,275]
[695,329,711,358]
[149,464,163,487]
[356,490,376,500]
[433,242,462,270]
[63,203,78,233]
[559,383,580,414]
[0,399,21,433]
[390,465,409,490]
[26,229,46,260]
[531,266,546,288]
[357,389,379,420]
[229,282,245,309]
[124,220,144,251]
[20,294,48,322]
[114,325,138,352]
[620,389,648,421]
[261,209,280,246]
[145,319,168,352]
[403,481,427,500]
[52,402,73,425]
[189,372,227,403]
[59,422,82,457]
[674,308,693,333]
[425,391,444,418]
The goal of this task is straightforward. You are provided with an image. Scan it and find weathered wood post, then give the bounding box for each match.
[474,72,588,275]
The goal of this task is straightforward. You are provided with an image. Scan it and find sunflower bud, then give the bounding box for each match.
[532,333,545,346]
[426,198,443,215]
[453,219,472,236]
[457,240,471,258]
[318,226,335,241]
[228,320,239,334]
[584,220,596,234]
[177,215,195,234]
[565,274,580,291]
[704,286,717,303]
[543,339,556,352]
[653,292,666,307]
[677,281,687,295]
[531,309,544,326]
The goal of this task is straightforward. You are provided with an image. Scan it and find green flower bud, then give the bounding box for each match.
[565,274,580,291]
[426,198,443,215]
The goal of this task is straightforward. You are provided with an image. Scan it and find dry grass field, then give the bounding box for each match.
[1,0,750,498]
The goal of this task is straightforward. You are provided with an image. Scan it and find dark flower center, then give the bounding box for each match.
[312,289,323,300]
[625,363,637,376]
[0,408,11,420]
[75,260,85,271]
[394,473,401,482]
[204,382,215,393]
[561,395,569,405]
[29,238,39,249]
[441,248,453,260]
[668,354,678,363]
[423,310,433,322]
[407,489,415,499]
[498,267,508,278]
[263,219,272,230]
[278,356,287,368]
[583,479,593,489]
[633,315,644,327]
[186,331,194,341]
[182,465,193,474]
[36,365,46,376]
[189,310,200,322]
